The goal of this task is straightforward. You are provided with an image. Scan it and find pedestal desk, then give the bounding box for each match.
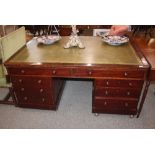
[5,36,150,117]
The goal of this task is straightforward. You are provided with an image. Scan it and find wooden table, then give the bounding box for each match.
[5,36,150,117]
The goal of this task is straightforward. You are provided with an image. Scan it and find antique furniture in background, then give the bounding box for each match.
[0,27,26,104]
[22,25,111,36]
[132,25,153,37]
[0,25,17,37]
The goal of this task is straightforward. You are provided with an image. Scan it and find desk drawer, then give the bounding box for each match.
[51,68,71,76]
[93,97,138,109]
[91,70,145,78]
[95,79,144,88]
[11,76,51,88]
[8,68,51,76]
[51,67,145,79]
[92,97,138,114]
[15,90,52,105]
[94,87,141,98]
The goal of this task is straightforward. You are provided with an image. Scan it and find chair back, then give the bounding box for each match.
[0,26,26,75]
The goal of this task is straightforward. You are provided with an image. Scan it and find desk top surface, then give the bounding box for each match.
[7,36,143,66]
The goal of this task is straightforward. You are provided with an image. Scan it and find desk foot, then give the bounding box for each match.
[94,113,99,116]
[129,115,134,118]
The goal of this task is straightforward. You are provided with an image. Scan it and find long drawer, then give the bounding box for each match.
[94,87,142,98]
[8,67,145,79]
[11,76,51,88]
[92,97,138,115]
[14,90,52,105]
[95,79,144,88]
[93,97,138,109]
[8,68,52,76]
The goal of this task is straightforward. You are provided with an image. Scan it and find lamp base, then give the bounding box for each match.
[64,35,85,49]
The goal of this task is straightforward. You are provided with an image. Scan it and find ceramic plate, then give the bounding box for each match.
[102,34,129,46]
[37,35,61,45]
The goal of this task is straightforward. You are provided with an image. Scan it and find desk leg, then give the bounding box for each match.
[137,80,150,118]
[52,78,66,109]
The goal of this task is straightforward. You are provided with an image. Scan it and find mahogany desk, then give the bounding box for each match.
[5,37,150,117]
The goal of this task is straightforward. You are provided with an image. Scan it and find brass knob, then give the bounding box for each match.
[88,70,92,75]
[106,81,109,85]
[40,89,44,93]
[125,102,128,107]
[129,82,132,86]
[24,97,28,100]
[19,79,22,83]
[38,80,42,84]
[42,98,45,102]
[105,90,108,95]
[127,91,130,96]
[21,88,25,91]
[21,70,25,73]
[52,70,56,75]
[104,102,107,106]
[124,72,128,77]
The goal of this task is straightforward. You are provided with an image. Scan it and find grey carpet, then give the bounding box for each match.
[0,80,155,129]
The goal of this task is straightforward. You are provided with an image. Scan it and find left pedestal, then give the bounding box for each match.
[7,67,65,110]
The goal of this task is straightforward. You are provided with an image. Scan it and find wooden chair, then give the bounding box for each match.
[0,26,26,105]
[132,25,153,37]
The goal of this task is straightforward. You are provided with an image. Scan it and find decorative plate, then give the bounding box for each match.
[36,35,61,45]
[102,34,129,46]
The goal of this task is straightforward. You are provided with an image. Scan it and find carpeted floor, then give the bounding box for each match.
[0,80,155,129]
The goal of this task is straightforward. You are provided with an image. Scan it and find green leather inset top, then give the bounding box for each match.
[9,36,142,65]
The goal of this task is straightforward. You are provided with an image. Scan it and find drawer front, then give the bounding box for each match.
[90,70,145,79]
[94,87,142,98]
[11,76,52,89]
[11,76,54,106]
[95,79,144,88]
[15,91,52,105]
[93,98,138,109]
[92,107,137,115]
[51,68,71,77]
[8,67,145,79]
[51,68,93,77]
[51,67,145,79]
[8,68,51,76]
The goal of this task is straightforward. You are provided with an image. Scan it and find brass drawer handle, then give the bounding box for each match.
[24,97,28,100]
[21,70,25,73]
[38,80,42,84]
[129,82,132,86]
[124,72,128,77]
[106,81,109,86]
[52,70,56,75]
[88,70,92,75]
[125,102,128,107]
[105,90,108,95]
[127,91,130,96]
[19,79,22,83]
[40,89,44,93]
[42,98,45,102]
[104,101,107,106]
[21,88,25,91]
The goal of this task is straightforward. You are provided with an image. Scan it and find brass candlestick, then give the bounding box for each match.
[64,25,85,49]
